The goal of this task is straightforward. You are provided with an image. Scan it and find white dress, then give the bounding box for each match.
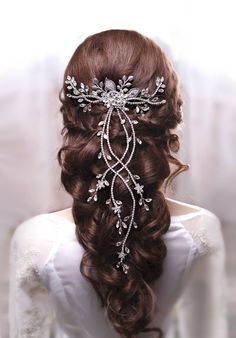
[8,198,228,338]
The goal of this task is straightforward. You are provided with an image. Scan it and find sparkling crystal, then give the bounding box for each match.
[125,247,130,253]
[133,222,138,229]
[122,222,127,228]
[136,137,142,144]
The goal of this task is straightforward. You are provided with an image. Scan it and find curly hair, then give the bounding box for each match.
[57,29,189,338]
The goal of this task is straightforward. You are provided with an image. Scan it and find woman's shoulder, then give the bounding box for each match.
[11,213,61,244]
[10,213,64,273]
[166,197,223,256]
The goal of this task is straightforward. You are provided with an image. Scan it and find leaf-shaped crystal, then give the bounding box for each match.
[104,78,116,91]
[136,137,142,144]
[133,221,138,228]
[128,88,140,98]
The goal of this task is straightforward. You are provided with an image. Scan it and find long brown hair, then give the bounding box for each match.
[57,29,188,338]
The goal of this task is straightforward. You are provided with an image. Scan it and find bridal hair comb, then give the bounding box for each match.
[65,74,166,274]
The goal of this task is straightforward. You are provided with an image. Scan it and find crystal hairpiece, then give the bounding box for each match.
[65,75,166,274]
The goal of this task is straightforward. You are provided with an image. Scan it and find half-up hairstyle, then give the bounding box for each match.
[57,29,189,338]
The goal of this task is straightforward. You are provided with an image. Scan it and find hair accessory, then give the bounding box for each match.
[65,75,166,274]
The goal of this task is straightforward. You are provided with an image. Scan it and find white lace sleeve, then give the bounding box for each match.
[9,215,58,338]
[175,210,228,338]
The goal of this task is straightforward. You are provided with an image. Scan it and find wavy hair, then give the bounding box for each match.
[57,29,189,338]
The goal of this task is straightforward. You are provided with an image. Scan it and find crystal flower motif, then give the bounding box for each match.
[118,251,127,259]
[97,179,106,190]
[102,90,127,109]
[134,183,144,194]
[112,205,122,214]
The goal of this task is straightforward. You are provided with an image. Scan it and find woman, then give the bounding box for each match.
[9,29,227,338]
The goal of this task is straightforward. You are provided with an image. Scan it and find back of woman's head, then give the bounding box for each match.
[58,29,188,338]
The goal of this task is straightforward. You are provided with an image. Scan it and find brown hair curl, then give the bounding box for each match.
[57,29,188,338]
